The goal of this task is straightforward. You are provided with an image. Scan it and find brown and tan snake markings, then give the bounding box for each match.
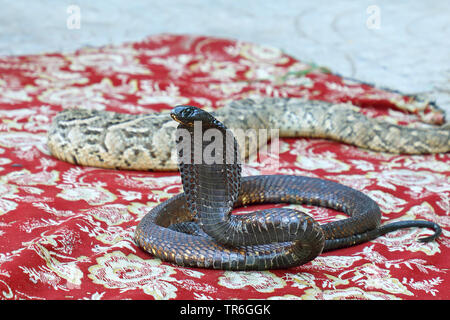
[47,98,450,172]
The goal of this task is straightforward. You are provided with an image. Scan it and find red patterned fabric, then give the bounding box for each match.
[0,34,448,300]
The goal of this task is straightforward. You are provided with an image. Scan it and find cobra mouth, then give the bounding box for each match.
[169,112,182,123]
[171,115,195,127]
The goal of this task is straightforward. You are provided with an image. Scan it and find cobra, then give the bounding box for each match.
[133,105,441,270]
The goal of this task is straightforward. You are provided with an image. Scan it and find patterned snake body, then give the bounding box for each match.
[47,98,450,171]
[133,106,441,270]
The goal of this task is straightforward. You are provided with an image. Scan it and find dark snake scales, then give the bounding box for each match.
[134,106,441,270]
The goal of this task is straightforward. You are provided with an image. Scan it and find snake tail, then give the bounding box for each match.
[323,220,442,251]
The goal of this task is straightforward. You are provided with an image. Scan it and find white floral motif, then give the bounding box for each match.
[301,287,400,300]
[127,174,181,189]
[357,245,442,273]
[88,251,178,299]
[0,78,35,104]
[1,169,59,186]
[176,279,217,295]
[57,185,116,205]
[284,272,316,290]
[118,189,142,201]
[218,271,285,293]
[148,53,197,78]
[367,190,407,213]
[295,155,350,172]
[0,157,12,168]
[402,277,443,296]
[325,174,373,191]
[68,47,151,75]
[39,85,108,111]
[190,60,247,81]
[402,156,450,173]
[324,82,365,97]
[0,132,48,158]
[20,266,69,291]
[406,202,449,228]
[351,263,413,296]
[137,81,190,106]
[128,201,159,219]
[38,78,137,111]
[301,255,362,273]
[436,194,449,214]
[22,244,84,290]
[368,169,448,193]
[349,159,375,171]
[0,182,18,213]
[290,140,350,173]
[237,42,289,65]
[84,204,133,226]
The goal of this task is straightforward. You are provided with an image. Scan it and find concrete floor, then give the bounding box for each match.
[1,0,449,115]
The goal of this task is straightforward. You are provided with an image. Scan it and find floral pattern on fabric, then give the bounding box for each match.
[0,34,448,300]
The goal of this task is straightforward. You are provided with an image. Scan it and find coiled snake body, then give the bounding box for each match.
[47,98,446,270]
[133,105,441,270]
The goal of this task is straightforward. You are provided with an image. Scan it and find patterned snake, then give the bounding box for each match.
[47,98,446,270]
[47,98,450,171]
